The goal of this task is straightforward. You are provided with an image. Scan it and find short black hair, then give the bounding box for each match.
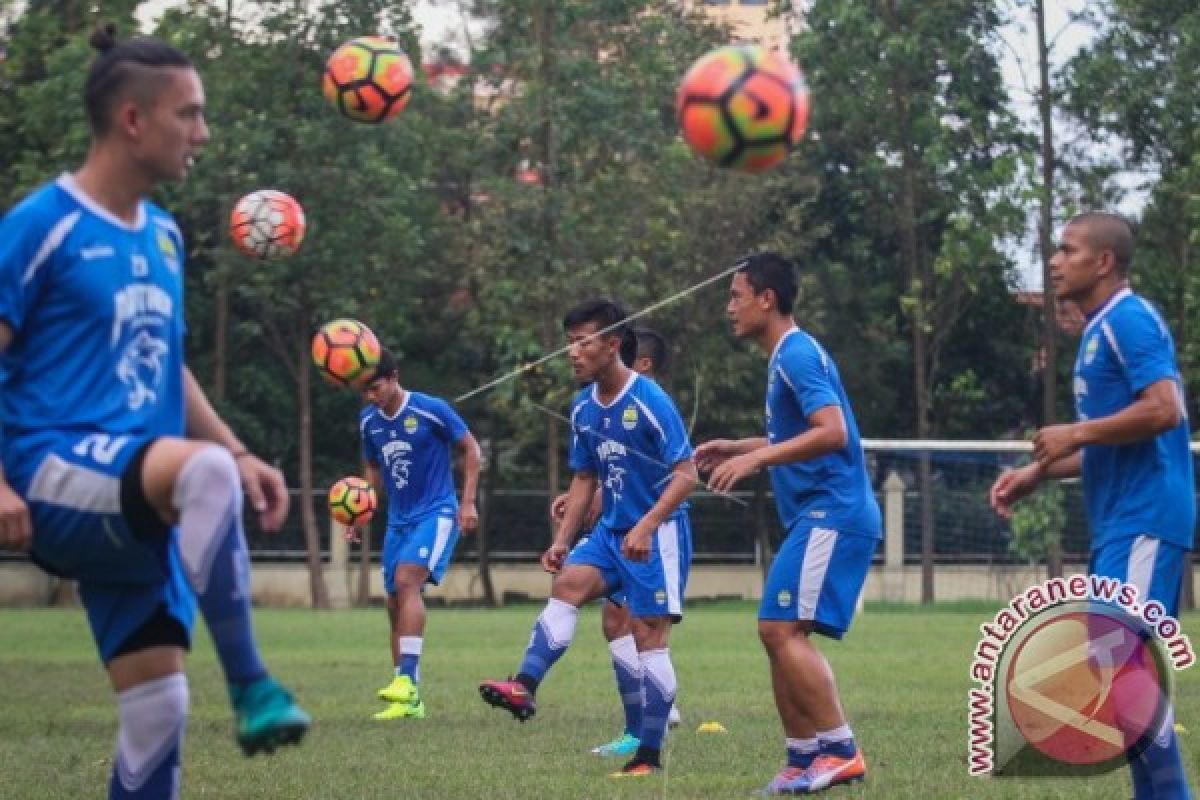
[619,328,638,367]
[736,252,797,314]
[633,327,667,373]
[1067,211,1136,277]
[84,22,193,136]
[562,298,628,341]
[371,348,398,381]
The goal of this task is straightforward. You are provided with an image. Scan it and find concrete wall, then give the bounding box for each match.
[6,560,1190,608]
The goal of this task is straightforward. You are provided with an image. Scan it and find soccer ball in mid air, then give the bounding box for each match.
[328,476,377,527]
[229,190,306,259]
[311,318,382,389]
[322,36,414,123]
[676,45,810,173]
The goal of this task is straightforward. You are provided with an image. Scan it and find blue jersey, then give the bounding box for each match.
[766,328,880,537]
[568,372,693,531]
[0,175,187,475]
[360,391,469,524]
[1074,288,1195,551]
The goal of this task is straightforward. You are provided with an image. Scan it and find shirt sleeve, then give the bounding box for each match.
[568,400,597,474]
[778,338,840,418]
[643,387,693,467]
[431,397,470,443]
[0,200,66,336]
[1107,306,1178,396]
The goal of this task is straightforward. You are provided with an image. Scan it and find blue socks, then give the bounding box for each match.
[517,598,578,689]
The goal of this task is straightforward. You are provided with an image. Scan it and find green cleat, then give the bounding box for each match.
[377,674,417,704]
[230,676,310,756]
[373,698,427,720]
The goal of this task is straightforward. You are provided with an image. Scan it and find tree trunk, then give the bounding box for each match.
[212,275,229,402]
[1174,205,1194,610]
[1035,0,1063,580]
[357,520,371,607]
[298,326,330,609]
[754,471,771,583]
[477,436,499,607]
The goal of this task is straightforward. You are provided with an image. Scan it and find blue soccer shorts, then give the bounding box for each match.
[759,522,878,639]
[381,506,460,594]
[13,432,196,664]
[1091,534,1189,617]
[564,513,692,621]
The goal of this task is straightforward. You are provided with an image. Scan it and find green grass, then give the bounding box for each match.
[0,605,1196,798]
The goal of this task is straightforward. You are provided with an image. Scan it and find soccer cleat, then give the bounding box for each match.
[609,757,659,778]
[230,676,311,756]
[760,766,808,795]
[479,677,536,722]
[791,752,867,793]
[668,705,682,729]
[377,674,417,704]
[591,732,640,757]
[373,698,427,720]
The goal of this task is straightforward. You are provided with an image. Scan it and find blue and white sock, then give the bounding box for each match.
[1131,709,1191,800]
[174,447,266,686]
[816,724,857,759]
[397,636,422,683]
[109,674,187,799]
[639,648,676,751]
[516,598,578,690]
[609,634,643,737]
[787,737,819,769]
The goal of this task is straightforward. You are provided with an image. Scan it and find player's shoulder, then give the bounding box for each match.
[359,404,379,426]
[145,201,183,241]
[630,372,673,406]
[1,178,78,232]
[408,390,454,415]
[1104,292,1169,339]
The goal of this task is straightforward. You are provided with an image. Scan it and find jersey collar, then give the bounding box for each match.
[769,325,801,363]
[592,369,637,409]
[1081,287,1132,339]
[378,389,410,421]
[57,173,147,232]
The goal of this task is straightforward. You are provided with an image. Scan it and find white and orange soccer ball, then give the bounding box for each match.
[229,189,306,260]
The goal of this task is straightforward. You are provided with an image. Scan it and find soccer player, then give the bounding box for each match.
[0,25,309,798]
[357,348,481,720]
[480,300,696,778]
[696,253,879,795]
[990,212,1193,799]
[549,328,683,758]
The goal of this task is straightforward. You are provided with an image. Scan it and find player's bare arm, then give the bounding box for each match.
[183,368,288,531]
[455,432,482,535]
[544,472,598,573]
[694,436,768,473]
[708,406,846,492]
[988,452,1082,520]
[621,458,697,562]
[1034,378,1183,465]
[0,321,31,552]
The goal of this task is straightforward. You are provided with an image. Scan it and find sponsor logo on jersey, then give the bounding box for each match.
[80,244,115,260]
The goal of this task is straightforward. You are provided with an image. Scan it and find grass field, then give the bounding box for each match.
[0,603,1196,799]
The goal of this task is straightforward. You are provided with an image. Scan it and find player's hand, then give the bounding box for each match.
[549,492,569,523]
[621,521,654,562]
[459,501,480,536]
[541,542,569,574]
[989,463,1043,520]
[0,483,32,553]
[343,525,363,544]
[707,452,761,493]
[235,453,290,533]
[1033,424,1079,467]
[694,439,739,473]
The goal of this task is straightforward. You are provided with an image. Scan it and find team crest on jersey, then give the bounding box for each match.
[655,589,667,606]
[777,589,792,608]
[621,405,638,430]
[1084,335,1100,365]
[418,546,430,558]
[156,230,180,273]
[404,415,418,434]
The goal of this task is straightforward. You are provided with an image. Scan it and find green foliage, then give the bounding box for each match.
[1008,475,1066,563]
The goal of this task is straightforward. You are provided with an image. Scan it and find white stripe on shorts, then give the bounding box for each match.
[797,527,838,621]
[1126,534,1159,603]
[427,516,454,570]
[656,518,682,615]
[27,454,121,513]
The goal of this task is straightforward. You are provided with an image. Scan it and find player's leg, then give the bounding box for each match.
[480,528,615,721]
[610,515,689,777]
[138,438,308,753]
[1093,536,1191,800]
[757,525,874,794]
[592,597,642,756]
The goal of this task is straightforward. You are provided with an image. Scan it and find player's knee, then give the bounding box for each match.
[758,619,801,651]
[116,673,188,774]
[173,445,240,511]
[601,604,630,641]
